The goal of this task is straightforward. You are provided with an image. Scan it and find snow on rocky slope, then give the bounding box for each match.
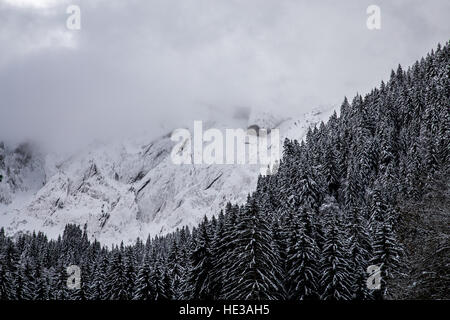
[0,109,332,245]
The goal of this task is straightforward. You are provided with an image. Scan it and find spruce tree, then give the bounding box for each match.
[286,207,320,300]
[187,217,214,299]
[133,261,153,300]
[224,197,281,300]
[319,197,352,300]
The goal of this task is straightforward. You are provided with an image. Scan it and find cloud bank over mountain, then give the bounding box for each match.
[0,0,449,150]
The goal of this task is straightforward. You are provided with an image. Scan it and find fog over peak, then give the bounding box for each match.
[1,0,449,151]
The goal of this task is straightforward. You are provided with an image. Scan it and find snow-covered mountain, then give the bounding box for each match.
[0,109,332,246]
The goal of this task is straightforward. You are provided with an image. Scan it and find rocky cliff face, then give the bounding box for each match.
[0,109,331,245]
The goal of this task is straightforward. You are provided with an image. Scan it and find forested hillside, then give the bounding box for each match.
[0,42,448,300]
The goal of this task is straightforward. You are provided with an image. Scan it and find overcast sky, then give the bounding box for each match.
[0,0,449,149]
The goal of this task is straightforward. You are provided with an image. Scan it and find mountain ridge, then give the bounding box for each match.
[0,109,332,245]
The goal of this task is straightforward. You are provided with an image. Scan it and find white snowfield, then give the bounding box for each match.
[0,109,331,246]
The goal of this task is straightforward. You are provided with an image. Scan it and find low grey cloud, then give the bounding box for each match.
[0,0,449,149]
